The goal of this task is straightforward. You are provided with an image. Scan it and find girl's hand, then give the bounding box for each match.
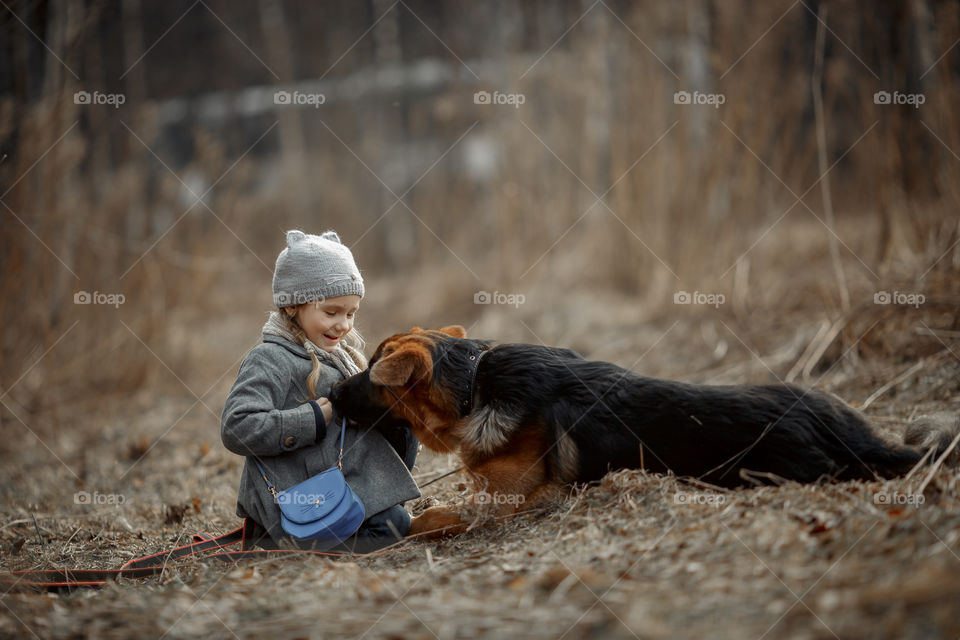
[316,397,334,425]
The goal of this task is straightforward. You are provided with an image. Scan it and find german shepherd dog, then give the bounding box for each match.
[330,326,959,538]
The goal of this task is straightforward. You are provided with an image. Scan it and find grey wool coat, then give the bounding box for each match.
[220,334,421,545]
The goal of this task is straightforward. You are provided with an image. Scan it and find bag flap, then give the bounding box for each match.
[281,495,366,542]
[276,467,349,523]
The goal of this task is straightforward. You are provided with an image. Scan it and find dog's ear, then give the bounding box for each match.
[369,347,432,386]
[436,325,467,338]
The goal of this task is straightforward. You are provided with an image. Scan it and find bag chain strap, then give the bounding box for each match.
[253,417,347,498]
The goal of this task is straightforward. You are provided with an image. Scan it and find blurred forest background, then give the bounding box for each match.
[3,0,959,490]
[2,1,960,637]
[3,0,959,409]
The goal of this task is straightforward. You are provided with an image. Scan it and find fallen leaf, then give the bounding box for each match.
[165,504,188,525]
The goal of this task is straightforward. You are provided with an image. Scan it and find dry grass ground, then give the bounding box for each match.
[0,264,960,638]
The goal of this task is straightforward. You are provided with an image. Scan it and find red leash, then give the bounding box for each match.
[1,518,405,592]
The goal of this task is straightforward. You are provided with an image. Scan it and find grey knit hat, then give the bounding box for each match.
[272,229,365,307]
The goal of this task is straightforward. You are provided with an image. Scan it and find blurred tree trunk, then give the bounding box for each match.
[259,0,307,210]
[45,0,83,329]
[874,0,938,264]
[581,0,611,203]
[682,0,711,156]
[122,0,148,247]
[372,0,415,268]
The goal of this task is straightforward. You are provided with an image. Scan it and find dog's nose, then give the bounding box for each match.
[329,381,343,403]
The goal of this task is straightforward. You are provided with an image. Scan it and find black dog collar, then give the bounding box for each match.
[380,344,489,417]
[461,346,490,416]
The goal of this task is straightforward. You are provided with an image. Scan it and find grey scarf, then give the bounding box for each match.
[261,311,365,380]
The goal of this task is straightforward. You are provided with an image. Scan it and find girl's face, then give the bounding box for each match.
[286,295,360,352]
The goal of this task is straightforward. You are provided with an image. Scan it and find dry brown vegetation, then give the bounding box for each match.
[2,1,960,638]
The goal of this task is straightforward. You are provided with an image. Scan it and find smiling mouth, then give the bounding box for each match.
[323,333,341,342]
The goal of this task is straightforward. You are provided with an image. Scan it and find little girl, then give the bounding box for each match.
[220,229,421,551]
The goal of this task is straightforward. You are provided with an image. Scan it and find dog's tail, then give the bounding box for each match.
[903,413,960,465]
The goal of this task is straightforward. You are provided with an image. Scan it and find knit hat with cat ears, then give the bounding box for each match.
[272,229,364,307]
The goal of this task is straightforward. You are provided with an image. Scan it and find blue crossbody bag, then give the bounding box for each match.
[252,418,365,542]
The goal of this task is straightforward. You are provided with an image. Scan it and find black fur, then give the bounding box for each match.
[332,369,413,457]
[417,335,495,414]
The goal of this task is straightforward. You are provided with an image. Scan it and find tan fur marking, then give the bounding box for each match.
[369,343,433,386]
[411,428,554,538]
[554,431,580,482]
[456,405,519,455]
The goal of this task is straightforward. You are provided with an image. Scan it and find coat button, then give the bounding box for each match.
[284,436,295,447]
